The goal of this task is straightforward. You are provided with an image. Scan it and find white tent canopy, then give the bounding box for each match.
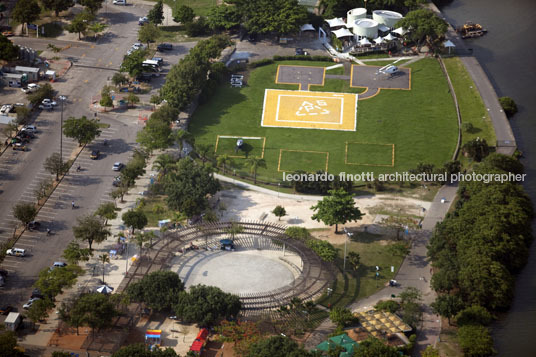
[373,36,384,44]
[326,18,346,28]
[359,37,372,46]
[393,27,407,35]
[300,24,315,32]
[444,40,456,47]
[378,24,390,32]
[384,33,396,41]
[332,28,354,38]
[96,285,114,294]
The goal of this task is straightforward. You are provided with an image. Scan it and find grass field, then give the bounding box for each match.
[346,142,394,166]
[278,150,329,172]
[215,136,265,158]
[156,0,217,16]
[190,59,458,183]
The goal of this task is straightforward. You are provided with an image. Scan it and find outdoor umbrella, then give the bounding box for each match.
[359,37,372,46]
[96,285,114,294]
[384,33,396,41]
[393,27,407,35]
[374,36,384,44]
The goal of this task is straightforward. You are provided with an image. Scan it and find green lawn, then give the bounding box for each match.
[154,0,217,16]
[190,59,458,183]
[315,231,407,308]
[279,150,328,172]
[443,57,496,154]
[215,137,264,158]
[326,66,345,75]
[346,142,394,166]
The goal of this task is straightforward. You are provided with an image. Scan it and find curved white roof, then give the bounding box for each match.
[332,28,354,38]
[373,10,403,19]
[354,19,378,28]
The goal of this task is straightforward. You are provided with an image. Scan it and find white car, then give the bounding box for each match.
[23,297,41,309]
[112,162,124,171]
[21,83,40,93]
[42,99,57,106]
[22,125,37,133]
[39,103,54,110]
[113,0,126,4]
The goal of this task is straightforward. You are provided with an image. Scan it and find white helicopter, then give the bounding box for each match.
[377,58,404,77]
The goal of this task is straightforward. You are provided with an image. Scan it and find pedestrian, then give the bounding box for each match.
[71,200,75,209]
[430,268,433,274]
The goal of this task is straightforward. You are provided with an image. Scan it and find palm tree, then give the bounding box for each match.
[194,143,212,166]
[99,254,110,284]
[152,153,176,176]
[304,300,316,321]
[245,157,266,184]
[226,222,243,242]
[170,129,194,154]
[217,154,233,175]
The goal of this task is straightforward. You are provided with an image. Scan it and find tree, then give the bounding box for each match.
[112,344,178,357]
[206,5,241,31]
[481,153,524,175]
[0,34,19,61]
[12,202,37,227]
[44,152,69,181]
[26,298,53,323]
[127,271,184,311]
[174,285,241,327]
[455,305,493,326]
[66,11,94,40]
[217,154,233,175]
[272,205,286,221]
[136,116,172,151]
[462,138,490,162]
[226,222,244,241]
[399,287,422,329]
[11,0,41,35]
[112,72,128,87]
[41,0,74,17]
[329,307,355,328]
[396,9,448,50]
[72,214,111,250]
[457,325,495,357]
[34,178,53,203]
[246,335,311,357]
[347,251,360,271]
[150,94,161,108]
[311,189,363,233]
[62,241,92,265]
[164,159,221,218]
[47,43,62,53]
[126,92,140,108]
[232,0,308,36]
[99,253,110,283]
[2,122,18,141]
[431,294,463,325]
[0,327,25,357]
[100,89,114,111]
[138,23,160,49]
[245,157,266,184]
[152,153,176,176]
[63,116,102,146]
[184,17,209,37]
[122,210,148,234]
[120,48,148,77]
[133,231,153,256]
[195,143,213,166]
[88,22,107,40]
[173,5,195,24]
[61,293,118,334]
[80,0,104,14]
[354,337,399,357]
[380,215,417,240]
[421,346,440,357]
[499,96,518,117]
[28,83,55,106]
[95,202,117,225]
[15,106,31,126]
[374,300,400,313]
[170,129,194,153]
[148,0,164,25]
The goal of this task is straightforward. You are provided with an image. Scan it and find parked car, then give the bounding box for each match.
[0,269,8,277]
[0,105,13,114]
[50,262,67,271]
[0,276,5,287]
[295,48,308,56]
[138,16,149,25]
[23,298,41,310]
[112,176,122,187]
[1,31,13,37]
[6,248,25,257]
[38,103,54,110]
[112,162,124,171]
[12,143,27,151]
[113,0,126,4]
[27,221,41,230]
[0,306,13,315]
[90,150,100,160]
[157,43,172,51]
[31,289,44,299]
[42,98,57,106]
[22,125,37,133]
[152,57,164,65]
[18,131,35,139]
[21,83,40,93]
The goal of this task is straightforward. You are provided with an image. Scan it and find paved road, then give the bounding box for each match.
[0,2,152,312]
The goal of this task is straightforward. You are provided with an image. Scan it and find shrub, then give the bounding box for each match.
[455,305,493,326]
[306,239,338,262]
[457,325,495,356]
[462,122,474,133]
[285,226,311,241]
[499,96,518,118]
[272,55,333,62]
[249,58,274,68]
[374,300,401,313]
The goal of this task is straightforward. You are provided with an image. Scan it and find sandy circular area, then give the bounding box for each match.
[174,250,296,295]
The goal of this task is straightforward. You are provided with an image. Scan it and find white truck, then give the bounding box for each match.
[5,312,22,331]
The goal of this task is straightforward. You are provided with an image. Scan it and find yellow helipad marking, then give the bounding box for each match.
[261,89,358,131]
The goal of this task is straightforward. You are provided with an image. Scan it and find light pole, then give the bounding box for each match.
[59,95,66,160]
[343,228,353,272]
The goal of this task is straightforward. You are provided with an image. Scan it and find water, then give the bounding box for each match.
[440,0,536,354]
